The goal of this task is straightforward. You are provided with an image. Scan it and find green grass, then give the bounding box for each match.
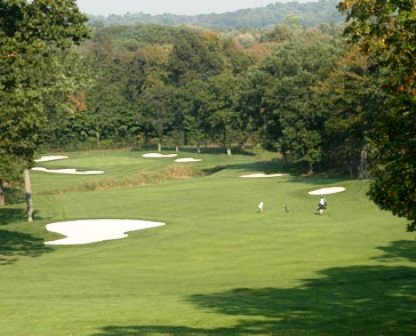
[0,148,415,335]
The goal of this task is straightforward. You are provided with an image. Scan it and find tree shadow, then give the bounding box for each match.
[132,146,257,157]
[203,161,350,188]
[4,188,25,205]
[202,160,286,176]
[94,241,416,336]
[94,325,235,336]
[0,208,46,225]
[0,230,53,265]
[286,175,351,186]
[373,240,416,263]
[180,146,257,156]
[201,159,349,186]
[0,208,26,225]
[186,265,416,335]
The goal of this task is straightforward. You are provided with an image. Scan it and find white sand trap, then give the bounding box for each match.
[31,167,104,175]
[35,155,68,162]
[174,158,202,163]
[45,219,165,245]
[142,153,178,158]
[308,187,346,195]
[240,173,289,178]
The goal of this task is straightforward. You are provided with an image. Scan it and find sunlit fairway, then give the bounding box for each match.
[0,149,415,336]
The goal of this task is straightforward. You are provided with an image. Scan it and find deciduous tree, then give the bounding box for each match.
[339,0,416,231]
[0,0,89,219]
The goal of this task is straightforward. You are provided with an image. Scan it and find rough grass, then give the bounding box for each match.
[0,149,415,336]
[40,165,203,194]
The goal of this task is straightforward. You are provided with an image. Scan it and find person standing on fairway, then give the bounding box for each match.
[258,201,264,213]
[317,196,327,215]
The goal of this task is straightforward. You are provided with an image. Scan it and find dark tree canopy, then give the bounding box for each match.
[0,0,89,187]
[339,0,416,230]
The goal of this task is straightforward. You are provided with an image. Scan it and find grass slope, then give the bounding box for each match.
[0,149,415,336]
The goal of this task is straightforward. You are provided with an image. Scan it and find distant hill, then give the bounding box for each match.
[87,0,344,30]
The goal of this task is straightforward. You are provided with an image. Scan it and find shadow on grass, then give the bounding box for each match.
[133,146,351,186]
[203,161,350,188]
[286,175,352,189]
[94,241,416,336]
[200,159,349,185]
[0,208,26,225]
[0,208,46,225]
[202,159,294,177]
[0,229,53,265]
[5,189,25,205]
[374,240,416,263]
[132,146,257,157]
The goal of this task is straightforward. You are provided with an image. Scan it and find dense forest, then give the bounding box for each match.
[87,0,343,30]
[39,20,375,177]
[1,0,415,229]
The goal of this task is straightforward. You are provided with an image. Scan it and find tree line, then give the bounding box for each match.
[87,0,343,30]
[44,22,373,177]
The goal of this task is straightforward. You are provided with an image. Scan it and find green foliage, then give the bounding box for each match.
[75,24,254,152]
[0,0,89,185]
[87,0,343,30]
[168,28,225,84]
[177,80,212,148]
[316,48,385,177]
[339,0,416,230]
[243,31,342,172]
[42,21,357,172]
[0,148,25,193]
[139,83,176,147]
[94,23,180,47]
[207,71,242,152]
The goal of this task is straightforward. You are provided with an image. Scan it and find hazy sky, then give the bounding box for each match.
[76,0,316,16]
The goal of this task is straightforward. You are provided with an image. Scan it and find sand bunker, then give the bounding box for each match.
[308,187,346,195]
[174,158,202,163]
[31,167,104,175]
[45,219,165,245]
[143,153,178,158]
[240,173,289,178]
[35,155,68,162]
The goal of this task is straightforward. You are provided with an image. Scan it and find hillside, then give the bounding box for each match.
[87,0,343,30]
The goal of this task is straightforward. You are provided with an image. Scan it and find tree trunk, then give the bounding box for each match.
[184,131,188,146]
[96,130,100,147]
[158,142,162,152]
[358,145,368,179]
[308,161,314,176]
[349,152,354,178]
[24,169,33,222]
[0,183,5,207]
[175,145,179,152]
[226,146,232,156]
[197,144,201,153]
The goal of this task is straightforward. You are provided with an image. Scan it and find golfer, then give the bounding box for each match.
[319,196,327,208]
[317,196,327,215]
[258,201,264,213]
